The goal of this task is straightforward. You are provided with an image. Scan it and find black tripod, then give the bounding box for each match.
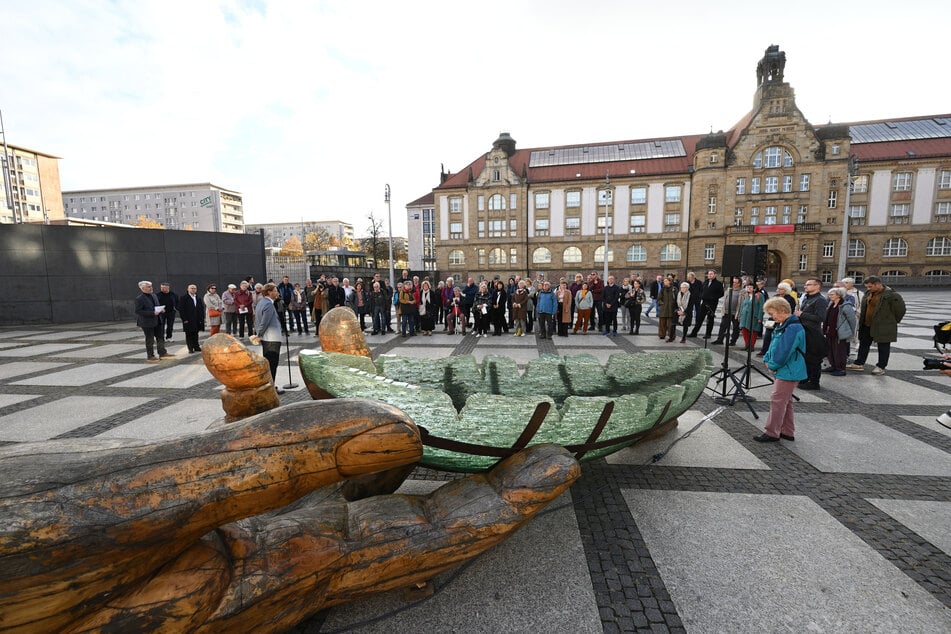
[731,285,774,395]
[709,277,759,416]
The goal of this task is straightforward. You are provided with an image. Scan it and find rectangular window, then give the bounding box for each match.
[509,248,518,265]
[936,201,951,222]
[765,176,778,193]
[889,203,910,224]
[488,220,506,237]
[938,170,951,190]
[598,189,613,205]
[831,143,840,156]
[782,205,791,224]
[735,207,744,217]
[750,207,759,226]
[630,214,646,233]
[764,147,782,168]
[782,175,792,193]
[827,190,837,208]
[566,191,581,208]
[478,249,486,266]
[851,175,868,193]
[509,219,517,235]
[477,220,485,238]
[510,194,517,210]
[799,174,810,191]
[665,185,681,202]
[565,216,580,235]
[449,222,463,239]
[708,196,717,214]
[535,218,550,236]
[449,197,462,213]
[534,192,550,209]
[892,172,912,191]
[596,215,613,234]
[630,187,647,204]
[848,205,867,226]
[664,213,680,231]
[823,241,835,258]
[799,254,807,271]
[736,178,746,195]
[704,243,715,261]
[477,195,485,211]
[750,178,761,194]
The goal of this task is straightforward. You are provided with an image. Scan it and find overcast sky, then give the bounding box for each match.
[3,1,948,238]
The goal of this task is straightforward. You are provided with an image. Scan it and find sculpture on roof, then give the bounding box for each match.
[756,45,786,86]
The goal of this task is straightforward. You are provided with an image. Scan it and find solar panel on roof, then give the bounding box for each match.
[529,139,686,167]
[849,117,951,144]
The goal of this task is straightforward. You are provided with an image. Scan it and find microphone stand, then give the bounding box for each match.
[282,327,298,390]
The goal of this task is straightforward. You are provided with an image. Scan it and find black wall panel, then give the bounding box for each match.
[0,224,263,324]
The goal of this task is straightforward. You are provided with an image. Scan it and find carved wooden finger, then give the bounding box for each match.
[318,306,372,358]
[202,333,274,389]
[0,400,421,633]
[184,444,580,632]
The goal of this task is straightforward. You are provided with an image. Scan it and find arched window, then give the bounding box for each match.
[563,246,582,264]
[659,244,682,262]
[532,247,552,264]
[926,237,951,256]
[847,239,865,258]
[925,270,951,281]
[882,238,908,257]
[448,249,465,266]
[488,194,505,211]
[626,244,647,262]
[594,245,614,263]
[880,270,906,282]
[488,247,506,265]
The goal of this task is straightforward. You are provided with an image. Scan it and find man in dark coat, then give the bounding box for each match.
[846,276,906,376]
[689,270,725,338]
[134,281,173,362]
[177,283,206,353]
[796,277,830,390]
[157,282,178,342]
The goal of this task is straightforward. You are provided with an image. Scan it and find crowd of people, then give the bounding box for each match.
[135,269,910,425]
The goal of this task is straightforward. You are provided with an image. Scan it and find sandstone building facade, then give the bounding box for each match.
[426,46,951,285]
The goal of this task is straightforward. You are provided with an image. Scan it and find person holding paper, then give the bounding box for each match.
[133,281,174,362]
[234,280,254,338]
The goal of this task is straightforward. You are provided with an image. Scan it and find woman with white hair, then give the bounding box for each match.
[823,287,856,376]
[674,281,693,343]
[759,282,797,355]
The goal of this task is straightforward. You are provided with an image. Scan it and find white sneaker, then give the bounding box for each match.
[871,366,886,376]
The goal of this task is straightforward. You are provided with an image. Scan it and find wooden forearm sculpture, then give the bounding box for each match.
[0,338,581,633]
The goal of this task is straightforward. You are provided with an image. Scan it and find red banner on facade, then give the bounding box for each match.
[753,224,795,234]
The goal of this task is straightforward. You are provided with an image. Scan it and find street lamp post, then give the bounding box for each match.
[836,155,859,281]
[385,184,394,289]
[602,171,611,280]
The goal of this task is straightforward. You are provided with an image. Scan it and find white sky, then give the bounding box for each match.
[3,1,948,238]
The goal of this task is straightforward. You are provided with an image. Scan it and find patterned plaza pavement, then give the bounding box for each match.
[1,290,949,633]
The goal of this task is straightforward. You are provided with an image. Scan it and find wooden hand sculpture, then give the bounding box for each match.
[0,339,581,633]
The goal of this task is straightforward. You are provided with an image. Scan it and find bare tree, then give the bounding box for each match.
[361,211,388,265]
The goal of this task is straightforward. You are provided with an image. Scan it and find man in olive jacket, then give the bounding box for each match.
[846,276,906,376]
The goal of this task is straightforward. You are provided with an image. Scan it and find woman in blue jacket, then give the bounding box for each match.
[754,296,807,443]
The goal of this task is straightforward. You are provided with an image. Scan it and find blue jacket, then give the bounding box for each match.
[764,314,807,381]
[462,283,478,306]
[536,289,557,314]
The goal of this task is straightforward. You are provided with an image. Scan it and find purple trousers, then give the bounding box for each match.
[764,378,798,439]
